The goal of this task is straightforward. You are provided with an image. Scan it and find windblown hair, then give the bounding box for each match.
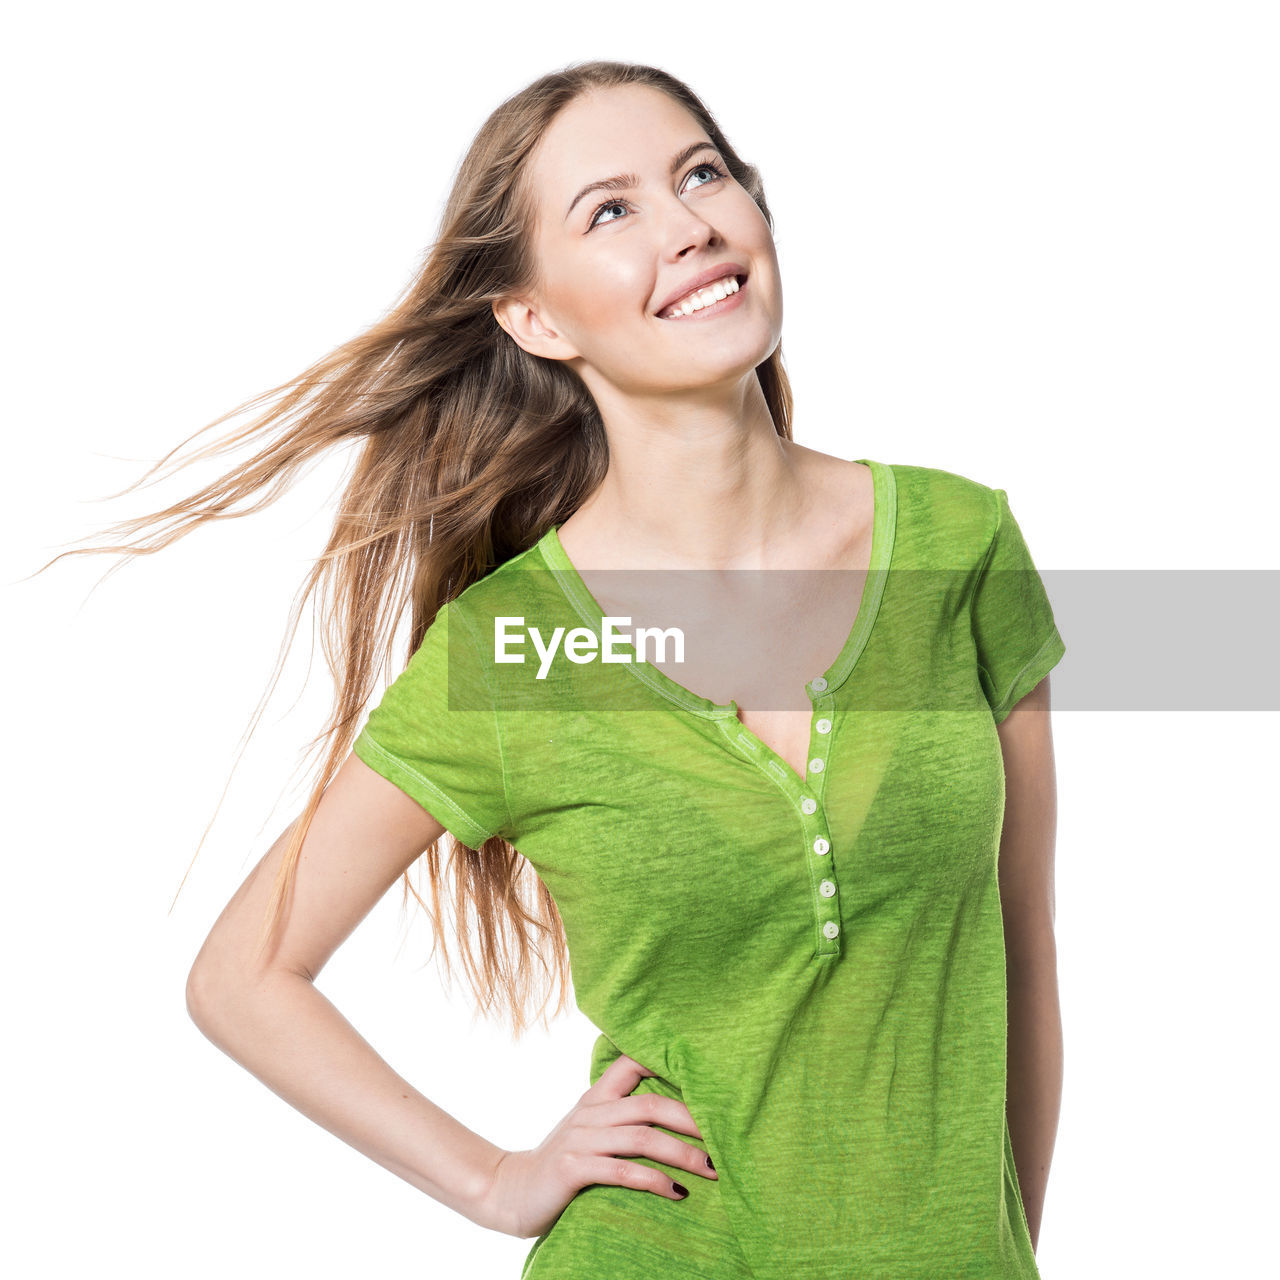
[41,59,794,1037]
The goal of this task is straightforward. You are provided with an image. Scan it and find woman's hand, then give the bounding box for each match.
[476,1053,718,1239]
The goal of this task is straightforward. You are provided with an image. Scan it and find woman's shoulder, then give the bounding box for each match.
[445,532,564,625]
[879,457,999,500]
[800,445,997,511]
[875,458,1007,557]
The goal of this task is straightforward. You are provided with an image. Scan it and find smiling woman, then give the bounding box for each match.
[44,57,1062,1280]
[494,79,784,404]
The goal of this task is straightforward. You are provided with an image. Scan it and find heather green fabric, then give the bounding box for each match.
[352,459,1064,1279]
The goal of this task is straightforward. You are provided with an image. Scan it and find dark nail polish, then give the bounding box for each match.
[672,1181,689,1198]
[705,1155,716,1171]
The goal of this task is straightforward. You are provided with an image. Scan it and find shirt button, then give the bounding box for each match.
[813,837,830,855]
[801,797,818,814]
[819,880,836,897]
[809,758,825,774]
[822,921,840,939]
[816,718,832,734]
[811,677,828,692]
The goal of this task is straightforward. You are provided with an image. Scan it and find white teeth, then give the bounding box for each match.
[661,274,740,319]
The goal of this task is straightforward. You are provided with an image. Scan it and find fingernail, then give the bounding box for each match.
[672,1181,689,1198]
[705,1155,716,1171]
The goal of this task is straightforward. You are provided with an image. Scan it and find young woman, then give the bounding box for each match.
[64,60,1064,1278]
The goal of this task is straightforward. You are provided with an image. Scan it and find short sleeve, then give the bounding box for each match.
[352,599,511,847]
[969,487,1066,724]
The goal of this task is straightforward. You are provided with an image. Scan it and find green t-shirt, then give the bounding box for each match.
[353,459,1065,1279]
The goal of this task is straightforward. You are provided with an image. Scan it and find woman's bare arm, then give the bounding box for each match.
[997,674,1064,1252]
[186,749,720,1238]
[184,754,507,1226]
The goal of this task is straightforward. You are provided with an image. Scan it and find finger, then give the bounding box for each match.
[592,1053,656,1101]
[604,1091,705,1141]
[599,1123,720,1182]
[575,1153,694,1200]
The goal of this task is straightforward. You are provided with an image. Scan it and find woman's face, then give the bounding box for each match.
[500,84,782,399]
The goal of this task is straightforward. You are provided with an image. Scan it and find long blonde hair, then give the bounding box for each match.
[38,58,795,1037]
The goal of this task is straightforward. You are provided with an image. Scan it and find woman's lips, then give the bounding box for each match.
[657,274,748,322]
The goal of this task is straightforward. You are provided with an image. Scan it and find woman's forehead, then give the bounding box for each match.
[530,86,704,205]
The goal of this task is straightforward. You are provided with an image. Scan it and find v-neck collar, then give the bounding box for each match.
[535,457,897,720]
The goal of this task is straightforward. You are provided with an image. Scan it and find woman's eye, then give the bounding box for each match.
[590,200,630,229]
[587,161,726,230]
[684,163,722,191]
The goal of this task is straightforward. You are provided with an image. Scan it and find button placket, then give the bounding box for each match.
[803,681,841,956]
[715,678,843,959]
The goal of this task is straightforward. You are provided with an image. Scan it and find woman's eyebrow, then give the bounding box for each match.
[564,141,720,221]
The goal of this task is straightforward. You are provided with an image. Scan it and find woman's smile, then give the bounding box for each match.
[656,273,748,322]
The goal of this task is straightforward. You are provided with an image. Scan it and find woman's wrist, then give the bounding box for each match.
[465,1146,526,1236]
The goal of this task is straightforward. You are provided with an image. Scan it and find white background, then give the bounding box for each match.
[5,2,1277,1276]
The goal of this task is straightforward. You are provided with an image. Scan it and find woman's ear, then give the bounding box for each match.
[492,293,579,362]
